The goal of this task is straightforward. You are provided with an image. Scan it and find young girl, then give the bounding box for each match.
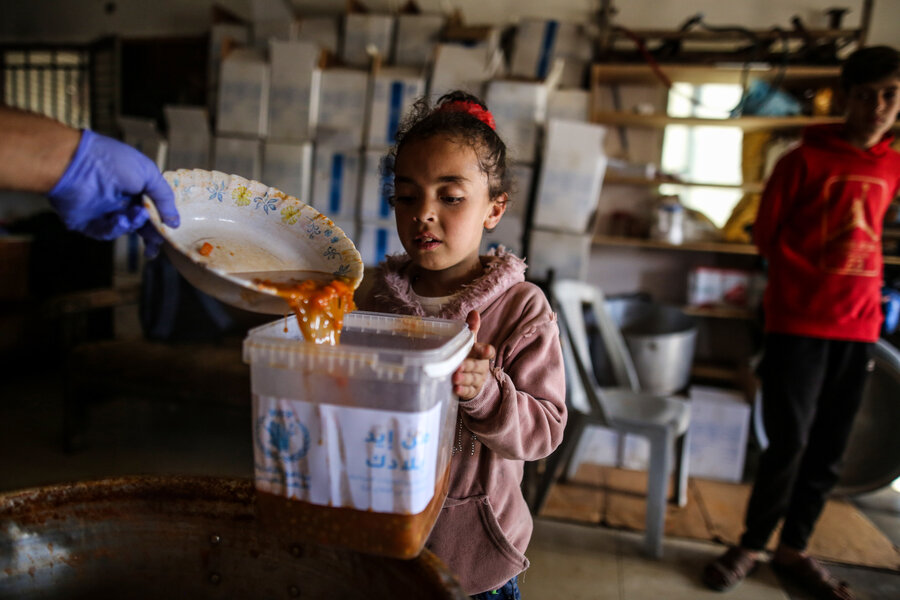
[359,91,567,599]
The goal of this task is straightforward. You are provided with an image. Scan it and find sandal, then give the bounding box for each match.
[702,546,760,592]
[771,554,855,600]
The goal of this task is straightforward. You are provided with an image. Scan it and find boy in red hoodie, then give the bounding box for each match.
[703,46,900,600]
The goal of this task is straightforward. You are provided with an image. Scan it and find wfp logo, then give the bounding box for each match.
[256,409,310,462]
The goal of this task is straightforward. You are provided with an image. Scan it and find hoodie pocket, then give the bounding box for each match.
[429,494,529,594]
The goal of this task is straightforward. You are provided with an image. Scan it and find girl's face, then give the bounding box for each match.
[392,135,506,295]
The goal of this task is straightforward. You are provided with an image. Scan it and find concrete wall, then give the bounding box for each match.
[0,0,896,46]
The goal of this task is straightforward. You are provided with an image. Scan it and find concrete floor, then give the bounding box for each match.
[1,365,899,599]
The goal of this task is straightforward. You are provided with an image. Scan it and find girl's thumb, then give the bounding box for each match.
[466,310,481,338]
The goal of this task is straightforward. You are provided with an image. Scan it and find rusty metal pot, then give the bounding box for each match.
[0,476,466,600]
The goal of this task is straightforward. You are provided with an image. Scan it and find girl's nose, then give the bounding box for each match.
[413,199,436,222]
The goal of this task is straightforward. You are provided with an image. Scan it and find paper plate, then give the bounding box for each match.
[146,169,363,315]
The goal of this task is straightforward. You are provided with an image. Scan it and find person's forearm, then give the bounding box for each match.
[0,105,81,193]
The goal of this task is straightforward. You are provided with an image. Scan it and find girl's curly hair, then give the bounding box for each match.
[381,91,512,205]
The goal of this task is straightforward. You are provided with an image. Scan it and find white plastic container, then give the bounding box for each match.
[243,311,474,558]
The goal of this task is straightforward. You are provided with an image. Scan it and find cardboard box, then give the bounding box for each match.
[262,141,313,203]
[485,80,547,164]
[216,51,270,137]
[208,23,250,115]
[342,13,395,67]
[312,146,361,220]
[252,19,294,48]
[117,116,167,168]
[429,43,501,100]
[548,88,590,122]
[316,68,370,148]
[526,228,591,281]
[510,19,592,81]
[481,214,524,256]
[214,136,262,180]
[532,119,608,234]
[295,16,339,54]
[164,105,210,170]
[687,266,763,309]
[359,149,393,221]
[358,219,405,267]
[394,13,445,68]
[268,40,321,142]
[367,68,425,149]
[507,163,534,219]
[687,385,751,482]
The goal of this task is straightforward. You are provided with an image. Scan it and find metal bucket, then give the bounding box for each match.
[0,476,466,600]
[605,297,698,395]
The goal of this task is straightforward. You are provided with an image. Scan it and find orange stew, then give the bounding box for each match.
[256,277,356,345]
[256,465,450,559]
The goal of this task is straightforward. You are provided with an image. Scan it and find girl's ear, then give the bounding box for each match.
[484,193,508,230]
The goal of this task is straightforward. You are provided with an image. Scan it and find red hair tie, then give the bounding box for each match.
[437,100,496,130]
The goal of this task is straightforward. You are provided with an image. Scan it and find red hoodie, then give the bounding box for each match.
[755,123,900,342]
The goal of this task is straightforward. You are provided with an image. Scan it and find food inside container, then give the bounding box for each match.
[244,311,475,558]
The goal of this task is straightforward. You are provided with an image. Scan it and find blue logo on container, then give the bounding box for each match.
[256,409,310,462]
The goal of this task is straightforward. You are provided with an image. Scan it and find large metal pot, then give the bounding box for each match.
[834,340,900,495]
[0,476,466,600]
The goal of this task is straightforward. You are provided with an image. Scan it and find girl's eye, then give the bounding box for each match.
[441,196,464,205]
[391,195,414,205]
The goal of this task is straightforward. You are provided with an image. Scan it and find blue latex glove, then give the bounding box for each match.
[48,129,179,257]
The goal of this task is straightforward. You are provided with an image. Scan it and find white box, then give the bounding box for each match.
[358,219,405,267]
[359,149,393,221]
[164,105,210,170]
[481,214,524,256]
[688,386,751,482]
[312,146,361,220]
[342,13,395,67]
[262,141,313,203]
[485,80,547,164]
[507,163,533,219]
[429,43,500,100]
[367,68,425,149]
[526,228,591,281]
[117,116,167,168]
[548,88,590,122]
[216,52,270,137]
[317,68,370,148]
[252,19,294,47]
[268,40,322,142]
[510,19,592,81]
[214,136,262,180]
[532,119,608,234]
[394,13,445,68]
[208,23,250,114]
[295,16,339,54]
[687,267,760,308]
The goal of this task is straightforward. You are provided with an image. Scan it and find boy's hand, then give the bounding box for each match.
[453,310,496,401]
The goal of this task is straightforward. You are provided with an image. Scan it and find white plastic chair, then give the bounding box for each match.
[531,279,692,558]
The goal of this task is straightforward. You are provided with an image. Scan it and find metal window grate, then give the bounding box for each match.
[3,48,91,129]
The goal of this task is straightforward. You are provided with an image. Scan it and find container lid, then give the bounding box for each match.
[243,311,475,379]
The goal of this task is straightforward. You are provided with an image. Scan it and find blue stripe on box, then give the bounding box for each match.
[329,153,344,215]
[388,80,404,142]
[537,20,558,79]
[376,228,388,263]
[379,170,392,218]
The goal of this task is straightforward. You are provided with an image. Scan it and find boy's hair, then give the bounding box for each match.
[383,90,511,203]
[840,45,900,90]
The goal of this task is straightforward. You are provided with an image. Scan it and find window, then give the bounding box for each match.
[3,48,91,129]
[660,82,744,228]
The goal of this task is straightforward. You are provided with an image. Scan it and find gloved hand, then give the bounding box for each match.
[48,129,179,257]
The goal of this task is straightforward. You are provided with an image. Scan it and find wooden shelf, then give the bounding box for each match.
[691,363,741,383]
[592,63,840,86]
[590,111,842,131]
[605,174,764,193]
[682,305,756,320]
[593,235,758,255]
[885,256,900,266]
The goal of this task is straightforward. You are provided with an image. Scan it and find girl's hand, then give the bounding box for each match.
[453,310,496,401]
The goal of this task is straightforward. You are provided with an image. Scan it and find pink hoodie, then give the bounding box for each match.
[360,249,567,594]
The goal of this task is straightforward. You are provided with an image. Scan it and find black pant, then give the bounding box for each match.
[740,333,872,551]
